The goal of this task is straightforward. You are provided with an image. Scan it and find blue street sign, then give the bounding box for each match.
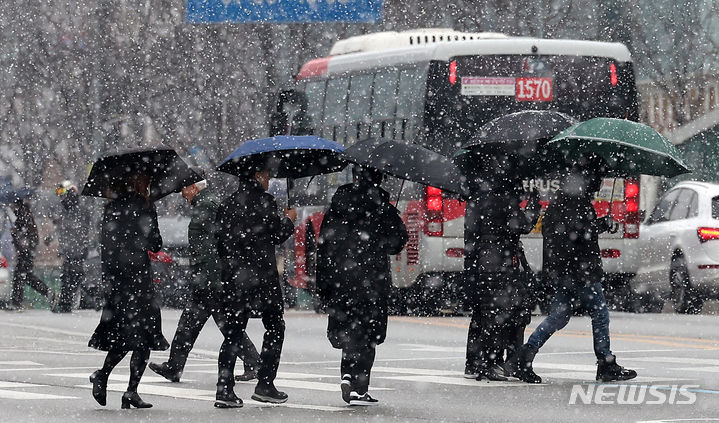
[186,0,383,24]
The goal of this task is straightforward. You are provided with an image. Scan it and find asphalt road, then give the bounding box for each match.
[1,308,718,423]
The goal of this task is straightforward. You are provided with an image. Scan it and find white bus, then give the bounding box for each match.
[272,28,644,313]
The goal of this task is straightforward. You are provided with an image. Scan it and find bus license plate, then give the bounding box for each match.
[516,77,553,102]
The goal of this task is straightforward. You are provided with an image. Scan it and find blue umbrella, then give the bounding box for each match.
[216,135,346,179]
[0,186,33,204]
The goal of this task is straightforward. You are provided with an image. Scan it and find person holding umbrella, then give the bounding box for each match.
[316,165,408,405]
[84,146,201,409]
[149,177,260,385]
[505,154,637,383]
[215,159,296,406]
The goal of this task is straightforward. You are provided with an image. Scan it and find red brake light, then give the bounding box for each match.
[424,186,444,236]
[0,257,6,268]
[149,251,173,264]
[609,62,618,86]
[624,179,640,239]
[449,61,457,85]
[698,227,719,243]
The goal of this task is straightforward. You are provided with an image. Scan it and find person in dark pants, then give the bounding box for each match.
[463,158,541,381]
[9,198,54,310]
[215,164,296,407]
[317,166,408,406]
[506,154,637,384]
[53,182,90,313]
[149,180,260,384]
[88,173,169,409]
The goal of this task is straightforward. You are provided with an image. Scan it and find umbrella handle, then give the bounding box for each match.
[395,179,405,204]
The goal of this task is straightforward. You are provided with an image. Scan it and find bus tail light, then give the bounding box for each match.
[0,257,7,268]
[624,179,640,239]
[698,227,719,243]
[149,251,173,264]
[449,61,457,85]
[609,62,618,86]
[425,186,444,237]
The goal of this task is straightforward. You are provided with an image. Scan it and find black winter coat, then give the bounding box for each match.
[317,182,408,349]
[216,179,294,305]
[11,202,38,254]
[542,191,610,287]
[89,193,168,352]
[56,194,90,260]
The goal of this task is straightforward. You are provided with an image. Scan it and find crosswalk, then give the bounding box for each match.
[0,352,712,408]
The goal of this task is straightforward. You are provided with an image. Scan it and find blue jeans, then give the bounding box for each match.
[527,281,612,360]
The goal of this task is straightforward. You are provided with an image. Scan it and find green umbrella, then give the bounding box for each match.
[545,118,691,178]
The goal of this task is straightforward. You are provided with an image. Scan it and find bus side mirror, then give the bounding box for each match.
[268,89,311,136]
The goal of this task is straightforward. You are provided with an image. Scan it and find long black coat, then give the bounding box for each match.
[317,182,408,349]
[542,190,610,288]
[11,202,38,254]
[216,179,294,308]
[89,193,168,352]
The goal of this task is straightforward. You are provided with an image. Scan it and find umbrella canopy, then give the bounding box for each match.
[343,139,463,194]
[462,110,578,151]
[82,146,203,200]
[217,135,346,179]
[0,187,33,204]
[545,118,691,178]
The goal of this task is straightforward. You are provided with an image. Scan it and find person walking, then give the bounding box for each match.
[88,173,169,409]
[316,166,408,406]
[149,179,260,384]
[215,163,296,407]
[462,156,540,381]
[53,182,90,313]
[505,154,637,384]
[9,197,54,310]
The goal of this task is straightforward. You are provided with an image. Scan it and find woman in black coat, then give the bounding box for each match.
[317,166,408,405]
[88,173,168,409]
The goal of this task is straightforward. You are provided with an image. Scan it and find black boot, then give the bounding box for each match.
[215,388,243,408]
[89,370,108,406]
[596,355,637,382]
[504,344,542,384]
[252,382,288,404]
[121,391,152,409]
[477,366,509,382]
[235,367,257,382]
[148,362,181,383]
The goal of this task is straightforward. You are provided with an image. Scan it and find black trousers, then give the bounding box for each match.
[11,251,50,307]
[56,258,85,312]
[168,287,259,374]
[341,345,376,395]
[218,281,285,391]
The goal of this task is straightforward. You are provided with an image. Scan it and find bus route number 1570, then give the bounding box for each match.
[516,77,553,102]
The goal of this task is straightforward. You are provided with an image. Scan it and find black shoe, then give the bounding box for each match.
[251,383,288,404]
[215,390,243,408]
[121,391,152,409]
[464,366,480,379]
[478,367,509,382]
[505,344,542,384]
[235,368,257,382]
[148,362,181,383]
[340,374,352,404]
[89,370,107,406]
[349,392,379,406]
[596,356,637,382]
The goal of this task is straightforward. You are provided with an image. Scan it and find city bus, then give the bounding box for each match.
[271,28,644,313]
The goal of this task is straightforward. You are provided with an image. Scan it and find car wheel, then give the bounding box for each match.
[670,255,704,314]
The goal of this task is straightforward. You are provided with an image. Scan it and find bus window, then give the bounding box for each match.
[347,74,374,145]
[304,81,326,134]
[371,69,399,139]
[396,67,427,142]
[323,77,350,143]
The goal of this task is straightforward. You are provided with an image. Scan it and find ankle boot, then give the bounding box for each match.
[121,391,152,409]
[89,370,108,406]
[596,355,637,382]
[505,344,542,384]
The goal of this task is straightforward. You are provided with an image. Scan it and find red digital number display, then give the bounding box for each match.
[516,77,553,102]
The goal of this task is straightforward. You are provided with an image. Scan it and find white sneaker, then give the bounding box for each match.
[349,392,379,406]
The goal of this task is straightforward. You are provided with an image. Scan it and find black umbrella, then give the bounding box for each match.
[343,139,463,194]
[82,146,203,200]
[462,110,578,151]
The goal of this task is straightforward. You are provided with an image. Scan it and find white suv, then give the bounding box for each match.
[630,181,719,313]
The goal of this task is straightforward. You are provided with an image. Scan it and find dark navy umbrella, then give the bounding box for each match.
[0,187,33,204]
[216,135,346,179]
